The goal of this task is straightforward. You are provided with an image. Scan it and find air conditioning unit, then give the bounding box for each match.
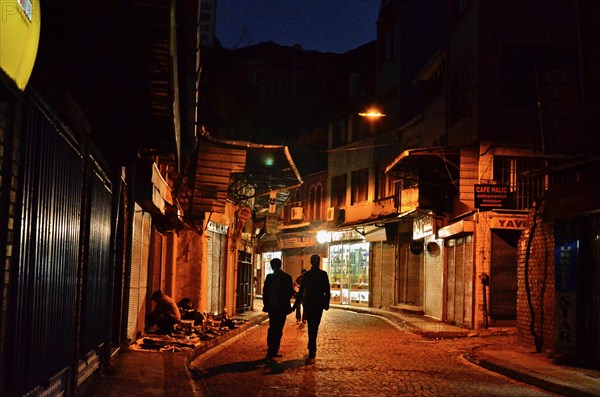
[291,207,303,221]
[326,206,339,222]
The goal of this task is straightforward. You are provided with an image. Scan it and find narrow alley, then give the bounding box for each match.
[189,310,556,397]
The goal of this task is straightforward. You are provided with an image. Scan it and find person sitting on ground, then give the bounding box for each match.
[146,290,181,336]
[178,297,204,326]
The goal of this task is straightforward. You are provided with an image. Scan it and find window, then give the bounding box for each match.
[493,156,574,210]
[351,168,369,204]
[494,156,536,209]
[375,165,396,200]
[308,183,324,220]
[331,174,347,207]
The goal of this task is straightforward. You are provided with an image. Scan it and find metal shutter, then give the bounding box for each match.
[424,238,444,319]
[126,205,151,342]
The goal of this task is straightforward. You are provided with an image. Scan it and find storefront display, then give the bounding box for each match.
[261,251,282,275]
[328,240,369,305]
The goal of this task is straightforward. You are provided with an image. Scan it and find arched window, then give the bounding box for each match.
[308,185,316,220]
[315,183,323,220]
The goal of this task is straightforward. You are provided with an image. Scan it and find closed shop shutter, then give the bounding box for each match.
[424,239,443,319]
[445,235,473,327]
[127,205,151,342]
[207,230,227,314]
[397,235,423,306]
[370,241,395,307]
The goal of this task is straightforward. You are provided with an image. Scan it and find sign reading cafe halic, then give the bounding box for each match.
[474,183,511,211]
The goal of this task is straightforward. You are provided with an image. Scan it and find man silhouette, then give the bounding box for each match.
[292,254,331,359]
[262,258,294,359]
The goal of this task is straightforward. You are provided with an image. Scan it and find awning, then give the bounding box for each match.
[385,146,460,173]
[188,130,303,218]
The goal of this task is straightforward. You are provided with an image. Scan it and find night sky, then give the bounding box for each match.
[216,0,380,53]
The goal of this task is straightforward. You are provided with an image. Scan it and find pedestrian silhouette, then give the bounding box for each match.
[262,258,294,359]
[294,269,307,323]
[291,254,330,359]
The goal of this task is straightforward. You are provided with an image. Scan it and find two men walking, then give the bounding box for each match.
[263,254,330,360]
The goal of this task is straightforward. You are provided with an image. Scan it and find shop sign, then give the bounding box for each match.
[413,215,434,239]
[554,220,578,354]
[438,220,474,238]
[364,225,387,242]
[489,215,528,230]
[474,184,510,211]
[207,220,228,234]
[277,234,316,249]
[330,230,363,242]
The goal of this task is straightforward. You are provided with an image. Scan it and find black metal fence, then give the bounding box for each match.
[7,96,114,396]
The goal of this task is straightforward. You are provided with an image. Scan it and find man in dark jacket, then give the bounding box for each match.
[262,258,294,359]
[292,254,330,359]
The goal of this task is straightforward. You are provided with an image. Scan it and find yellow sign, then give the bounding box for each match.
[0,0,41,91]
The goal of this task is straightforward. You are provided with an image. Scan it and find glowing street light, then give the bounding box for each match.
[358,108,386,119]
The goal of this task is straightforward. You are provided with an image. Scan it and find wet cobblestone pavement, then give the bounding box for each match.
[190,310,558,397]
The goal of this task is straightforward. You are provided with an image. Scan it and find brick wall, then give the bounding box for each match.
[516,210,556,353]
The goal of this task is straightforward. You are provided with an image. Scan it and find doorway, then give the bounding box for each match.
[489,229,520,325]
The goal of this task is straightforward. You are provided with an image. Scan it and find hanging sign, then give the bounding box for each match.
[474,184,510,211]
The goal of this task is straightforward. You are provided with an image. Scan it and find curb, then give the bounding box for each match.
[184,314,268,373]
[332,304,471,339]
[463,349,598,397]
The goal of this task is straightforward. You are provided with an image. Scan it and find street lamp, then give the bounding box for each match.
[359,107,385,135]
[358,107,386,119]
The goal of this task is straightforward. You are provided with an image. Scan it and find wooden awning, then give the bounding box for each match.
[187,131,303,217]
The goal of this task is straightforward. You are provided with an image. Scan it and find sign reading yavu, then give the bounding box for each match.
[489,215,528,230]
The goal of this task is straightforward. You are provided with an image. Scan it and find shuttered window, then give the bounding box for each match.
[127,205,151,342]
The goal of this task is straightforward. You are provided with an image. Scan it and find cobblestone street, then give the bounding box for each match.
[190,310,558,396]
